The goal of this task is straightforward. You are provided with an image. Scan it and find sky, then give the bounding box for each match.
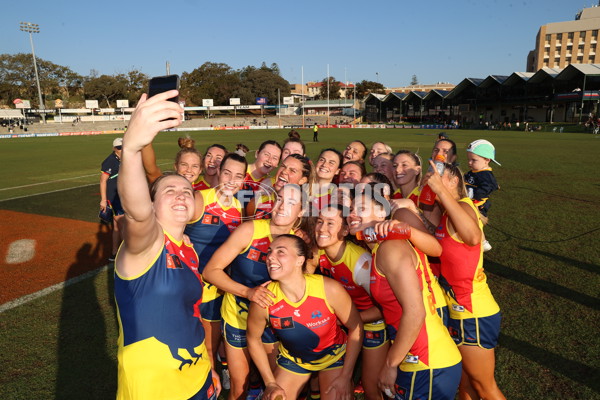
[1,0,596,87]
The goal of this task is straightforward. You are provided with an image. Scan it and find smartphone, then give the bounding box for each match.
[148,74,180,103]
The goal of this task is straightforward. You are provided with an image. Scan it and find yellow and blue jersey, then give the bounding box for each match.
[435,197,500,319]
[267,274,347,371]
[369,243,461,372]
[222,219,293,330]
[114,232,212,399]
[185,188,242,273]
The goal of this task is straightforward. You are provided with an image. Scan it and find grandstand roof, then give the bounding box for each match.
[423,90,451,100]
[383,92,408,102]
[403,91,428,101]
[445,78,485,99]
[528,67,562,84]
[479,75,510,88]
[363,93,386,103]
[555,63,600,80]
[503,72,535,86]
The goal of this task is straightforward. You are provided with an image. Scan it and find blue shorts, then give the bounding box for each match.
[200,295,223,322]
[277,352,345,375]
[436,305,449,328]
[109,197,124,216]
[447,312,501,349]
[363,324,388,349]
[188,370,218,400]
[222,321,277,349]
[394,362,461,400]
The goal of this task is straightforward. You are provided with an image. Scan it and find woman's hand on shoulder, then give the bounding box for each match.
[390,198,418,214]
[248,281,275,309]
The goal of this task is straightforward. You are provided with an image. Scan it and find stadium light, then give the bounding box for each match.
[19,22,45,123]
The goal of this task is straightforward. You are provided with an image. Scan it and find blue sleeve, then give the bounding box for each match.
[472,171,498,200]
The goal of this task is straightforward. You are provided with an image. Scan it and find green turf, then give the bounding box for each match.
[1,128,599,399]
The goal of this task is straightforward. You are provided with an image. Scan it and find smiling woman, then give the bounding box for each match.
[246,234,363,400]
[113,90,219,399]
[202,184,307,400]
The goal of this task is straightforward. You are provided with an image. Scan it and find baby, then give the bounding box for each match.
[465,139,500,251]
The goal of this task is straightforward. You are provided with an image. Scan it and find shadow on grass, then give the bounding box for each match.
[510,186,598,204]
[499,333,600,393]
[485,260,600,310]
[55,223,116,399]
[519,246,600,275]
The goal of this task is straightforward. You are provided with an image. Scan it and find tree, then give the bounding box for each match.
[0,53,83,108]
[317,77,341,100]
[355,80,385,98]
[411,74,419,86]
[125,69,149,104]
[180,62,241,106]
[239,63,290,105]
[83,74,129,108]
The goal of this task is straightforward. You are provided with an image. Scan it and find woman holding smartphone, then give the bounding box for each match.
[114,90,219,399]
[421,162,505,400]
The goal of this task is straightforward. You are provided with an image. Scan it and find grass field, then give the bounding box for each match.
[0,127,599,399]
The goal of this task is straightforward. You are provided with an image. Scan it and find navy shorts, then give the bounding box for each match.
[109,197,124,216]
[394,362,462,400]
[437,305,449,328]
[447,312,501,349]
[222,321,277,349]
[200,295,223,322]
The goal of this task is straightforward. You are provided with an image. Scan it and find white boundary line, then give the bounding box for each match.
[0,183,97,202]
[0,162,172,198]
[0,264,111,313]
[0,173,98,191]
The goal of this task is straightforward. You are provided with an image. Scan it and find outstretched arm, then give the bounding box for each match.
[424,161,481,245]
[116,91,183,276]
[141,143,163,185]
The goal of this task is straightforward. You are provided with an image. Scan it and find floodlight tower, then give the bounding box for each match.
[20,22,45,123]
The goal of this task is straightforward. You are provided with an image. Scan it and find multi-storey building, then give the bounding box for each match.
[385,82,455,94]
[527,5,600,71]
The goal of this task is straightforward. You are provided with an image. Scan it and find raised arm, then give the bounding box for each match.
[116,91,183,276]
[376,240,426,396]
[141,143,163,185]
[423,161,481,245]
[323,277,364,399]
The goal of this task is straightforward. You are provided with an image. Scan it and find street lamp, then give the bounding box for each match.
[19,22,45,123]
